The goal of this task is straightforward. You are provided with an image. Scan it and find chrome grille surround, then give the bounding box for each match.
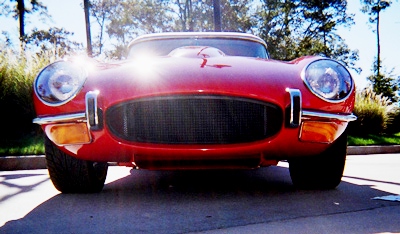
[106,95,282,144]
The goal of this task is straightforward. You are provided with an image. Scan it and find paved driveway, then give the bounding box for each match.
[1,154,399,233]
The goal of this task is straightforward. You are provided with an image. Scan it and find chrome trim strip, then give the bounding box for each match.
[286,88,302,128]
[33,113,86,125]
[302,110,357,122]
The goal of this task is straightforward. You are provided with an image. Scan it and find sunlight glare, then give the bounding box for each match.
[131,54,162,83]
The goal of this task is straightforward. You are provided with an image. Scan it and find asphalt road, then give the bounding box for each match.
[1,154,400,233]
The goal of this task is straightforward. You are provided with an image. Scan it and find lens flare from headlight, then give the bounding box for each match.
[34,61,87,106]
[302,59,353,102]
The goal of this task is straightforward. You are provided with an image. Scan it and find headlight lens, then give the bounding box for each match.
[303,60,353,102]
[34,60,87,106]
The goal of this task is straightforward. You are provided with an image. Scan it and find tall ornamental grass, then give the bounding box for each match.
[0,49,53,145]
[348,88,397,136]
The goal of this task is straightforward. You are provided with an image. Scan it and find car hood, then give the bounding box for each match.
[85,47,311,108]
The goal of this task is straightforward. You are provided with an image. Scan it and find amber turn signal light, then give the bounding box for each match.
[299,121,339,143]
[45,123,91,145]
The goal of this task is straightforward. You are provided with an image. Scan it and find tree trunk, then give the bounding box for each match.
[376,8,381,77]
[188,0,193,31]
[84,0,93,57]
[17,0,25,50]
[213,0,222,32]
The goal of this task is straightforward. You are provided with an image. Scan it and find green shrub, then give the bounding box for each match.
[385,107,400,134]
[0,49,53,144]
[348,88,396,136]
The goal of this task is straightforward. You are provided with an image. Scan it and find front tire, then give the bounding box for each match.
[288,131,347,190]
[45,136,108,193]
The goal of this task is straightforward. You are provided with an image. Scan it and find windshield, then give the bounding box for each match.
[128,38,268,59]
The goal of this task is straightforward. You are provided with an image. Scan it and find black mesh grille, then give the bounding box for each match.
[106,96,282,144]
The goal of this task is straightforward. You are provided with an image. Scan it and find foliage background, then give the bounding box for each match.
[0,50,53,154]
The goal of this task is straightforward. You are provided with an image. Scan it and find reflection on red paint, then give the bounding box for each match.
[200,58,231,69]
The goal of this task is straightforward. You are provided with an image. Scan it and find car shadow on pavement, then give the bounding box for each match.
[0,173,50,204]
[1,165,399,234]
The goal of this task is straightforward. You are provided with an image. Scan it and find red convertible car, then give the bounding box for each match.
[33,32,356,193]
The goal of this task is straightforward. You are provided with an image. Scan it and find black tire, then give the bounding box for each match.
[288,131,347,190]
[44,136,108,193]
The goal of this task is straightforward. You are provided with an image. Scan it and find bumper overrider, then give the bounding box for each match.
[33,89,357,148]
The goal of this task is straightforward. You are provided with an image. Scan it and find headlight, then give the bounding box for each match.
[302,59,353,102]
[34,60,87,106]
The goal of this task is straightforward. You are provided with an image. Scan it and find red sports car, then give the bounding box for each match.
[33,32,356,193]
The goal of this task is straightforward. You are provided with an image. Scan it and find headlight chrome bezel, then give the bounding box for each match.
[34,60,88,106]
[301,59,354,103]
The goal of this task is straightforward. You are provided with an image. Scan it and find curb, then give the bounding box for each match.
[0,155,46,171]
[347,145,400,155]
[1,146,400,171]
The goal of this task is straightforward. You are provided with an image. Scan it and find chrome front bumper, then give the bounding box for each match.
[33,89,356,145]
[33,109,357,126]
[33,89,357,126]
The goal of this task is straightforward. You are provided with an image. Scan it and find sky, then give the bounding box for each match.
[1,0,399,89]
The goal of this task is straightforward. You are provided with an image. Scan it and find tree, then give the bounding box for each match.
[298,1,353,55]
[88,0,256,58]
[219,0,254,32]
[257,0,298,59]
[256,0,359,71]
[84,0,93,56]
[26,27,83,58]
[0,32,13,49]
[367,59,399,102]
[360,0,397,100]
[0,0,48,48]
[171,0,254,32]
[360,0,391,77]
[89,0,113,56]
[104,0,172,58]
[175,0,195,31]
[213,0,222,31]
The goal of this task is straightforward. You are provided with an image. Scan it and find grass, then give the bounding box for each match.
[348,132,400,146]
[0,49,52,157]
[0,134,44,156]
